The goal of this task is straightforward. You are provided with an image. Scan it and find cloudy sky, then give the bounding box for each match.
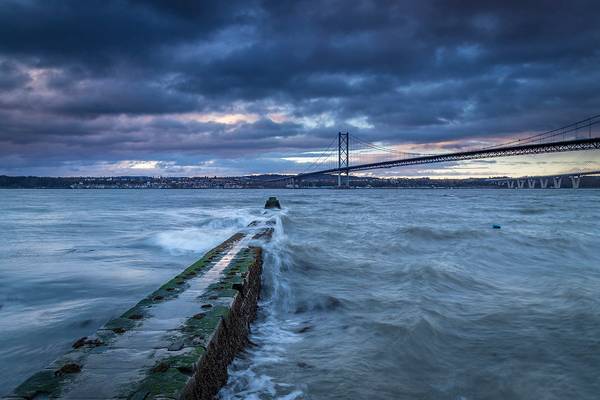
[1,0,599,177]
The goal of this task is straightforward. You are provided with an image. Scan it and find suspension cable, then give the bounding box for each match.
[296,136,338,174]
[481,114,600,149]
[350,134,434,156]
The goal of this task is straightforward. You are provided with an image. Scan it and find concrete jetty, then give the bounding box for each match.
[4,207,278,400]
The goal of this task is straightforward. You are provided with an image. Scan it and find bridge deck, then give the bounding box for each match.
[288,137,600,179]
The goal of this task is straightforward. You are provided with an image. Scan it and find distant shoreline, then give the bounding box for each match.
[2,175,600,189]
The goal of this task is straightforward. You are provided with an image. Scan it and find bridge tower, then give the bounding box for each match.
[338,132,349,187]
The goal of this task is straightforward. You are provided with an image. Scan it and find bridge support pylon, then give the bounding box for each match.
[540,178,548,189]
[553,177,562,189]
[507,180,515,189]
[527,178,536,189]
[517,179,525,189]
[338,132,349,188]
[570,175,581,189]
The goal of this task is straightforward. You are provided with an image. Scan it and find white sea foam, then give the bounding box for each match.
[220,209,307,399]
[151,207,259,254]
[152,227,236,254]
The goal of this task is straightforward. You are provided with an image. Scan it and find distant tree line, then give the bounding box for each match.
[0,176,78,188]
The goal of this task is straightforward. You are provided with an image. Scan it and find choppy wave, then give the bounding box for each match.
[516,207,547,215]
[397,225,481,241]
[293,294,345,314]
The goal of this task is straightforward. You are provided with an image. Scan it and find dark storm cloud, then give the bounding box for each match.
[0,60,30,90]
[0,0,253,66]
[0,0,599,175]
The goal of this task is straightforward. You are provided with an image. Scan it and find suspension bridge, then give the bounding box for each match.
[275,114,600,187]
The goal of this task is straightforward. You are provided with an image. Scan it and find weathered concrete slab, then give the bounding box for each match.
[5,218,276,400]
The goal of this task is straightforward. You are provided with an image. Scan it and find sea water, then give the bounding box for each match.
[1,189,599,399]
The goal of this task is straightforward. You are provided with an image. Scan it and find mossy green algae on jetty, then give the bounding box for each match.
[5,219,275,400]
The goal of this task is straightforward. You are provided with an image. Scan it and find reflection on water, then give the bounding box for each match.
[1,189,600,399]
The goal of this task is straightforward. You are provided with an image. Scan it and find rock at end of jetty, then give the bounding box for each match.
[264,196,281,209]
